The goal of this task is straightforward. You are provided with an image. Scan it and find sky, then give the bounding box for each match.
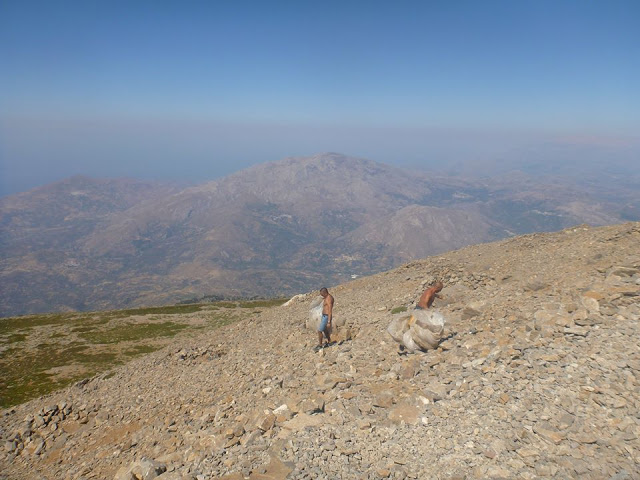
[1,0,639,196]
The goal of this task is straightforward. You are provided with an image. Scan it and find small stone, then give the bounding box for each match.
[341,392,358,400]
[485,466,511,477]
[570,432,598,444]
[564,326,588,336]
[400,362,417,379]
[388,404,420,425]
[611,397,627,408]
[373,392,394,408]
[300,394,325,414]
[273,404,293,421]
[462,307,481,320]
[524,281,548,292]
[483,449,497,459]
[255,413,276,432]
[33,439,45,456]
[517,448,539,458]
[557,413,575,430]
[581,295,600,313]
[533,423,565,445]
[114,457,167,480]
[357,420,371,430]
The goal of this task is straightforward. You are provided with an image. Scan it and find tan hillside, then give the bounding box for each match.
[1,222,639,479]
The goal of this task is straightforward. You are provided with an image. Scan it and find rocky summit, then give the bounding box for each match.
[1,222,639,480]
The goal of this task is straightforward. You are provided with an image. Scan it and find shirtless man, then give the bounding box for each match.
[416,281,443,309]
[316,287,334,350]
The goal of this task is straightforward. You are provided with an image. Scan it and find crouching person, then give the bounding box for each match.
[388,281,446,353]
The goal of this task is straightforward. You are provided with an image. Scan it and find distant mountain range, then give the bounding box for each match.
[1,152,638,317]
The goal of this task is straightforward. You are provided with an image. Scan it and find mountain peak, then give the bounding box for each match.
[1,153,637,316]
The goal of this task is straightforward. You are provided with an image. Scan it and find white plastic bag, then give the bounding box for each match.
[387,309,446,352]
[307,297,322,330]
[307,296,324,330]
[402,329,419,352]
[409,322,441,350]
[413,310,445,333]
[387,315,411,343]
[411,310,445,350]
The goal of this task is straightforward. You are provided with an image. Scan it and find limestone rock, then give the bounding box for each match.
[300,395,325,414]
[114,458,167,480]
[255,413,276,432]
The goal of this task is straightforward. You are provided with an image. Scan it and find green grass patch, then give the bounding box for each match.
[206,314,236,328]
[0,313,76,334]
[215,301,239,309]
[0,314,104,335]
[79,321,189,344]
[108,304,204,317]
[124,344,160,356]
[214,298,288,309]
[75,351,118,363]
[237,298,288,308]
[61,343,90,355]
[391,306,408,314]
[0,343,119,408]
[71,325,97,333]
[0,296,283,408]
[3,333,28,343]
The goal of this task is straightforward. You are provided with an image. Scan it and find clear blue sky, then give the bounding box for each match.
[1,0,638,195]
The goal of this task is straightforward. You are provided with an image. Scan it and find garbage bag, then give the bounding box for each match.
[307,297,324,330]
[413,310,445,333]
[410,310,445,350]
[402,329,420,352]
[409,322,441,350]
[387,309,446,352]
[387,315,411,343]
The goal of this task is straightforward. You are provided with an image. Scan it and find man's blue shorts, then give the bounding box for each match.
[318,314,329,332]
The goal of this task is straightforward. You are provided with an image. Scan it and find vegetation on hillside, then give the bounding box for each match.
[0,299,287,408]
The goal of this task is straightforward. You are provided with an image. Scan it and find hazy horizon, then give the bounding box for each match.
[1,1,638,196]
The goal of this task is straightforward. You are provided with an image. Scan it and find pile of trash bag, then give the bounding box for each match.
[307,297,324,330]
[387,309,445,352]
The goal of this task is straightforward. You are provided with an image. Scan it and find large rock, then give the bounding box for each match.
[113,458,167,480]
[248,457,294,480]
[388,403,421,425]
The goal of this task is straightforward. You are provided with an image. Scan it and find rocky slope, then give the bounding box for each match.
[3,153,639,317]
[1,222,639,479]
